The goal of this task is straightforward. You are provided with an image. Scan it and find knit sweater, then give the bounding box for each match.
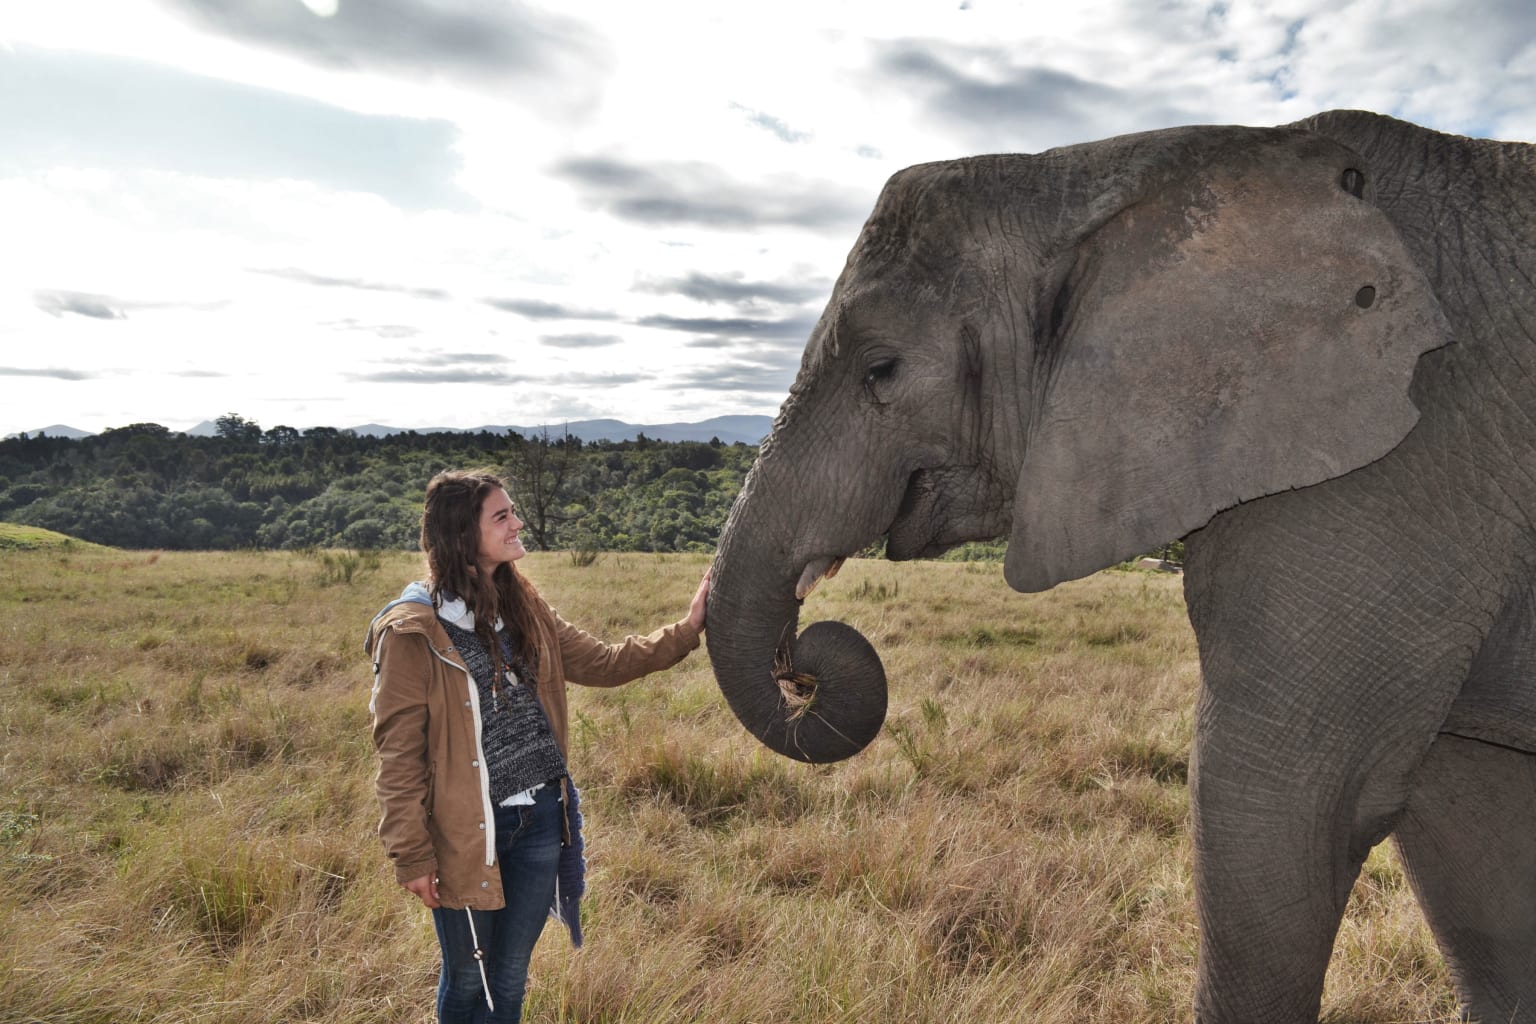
[437,617,567,806]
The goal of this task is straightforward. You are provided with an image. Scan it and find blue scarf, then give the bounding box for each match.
[554,781,586,947]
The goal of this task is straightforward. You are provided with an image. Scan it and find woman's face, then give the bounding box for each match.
[475,488,526,571]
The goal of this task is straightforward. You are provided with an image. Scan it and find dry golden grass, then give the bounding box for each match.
[0,548,1457,1022]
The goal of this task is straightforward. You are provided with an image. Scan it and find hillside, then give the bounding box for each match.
[0,425,758,553]
[0,523,96,550]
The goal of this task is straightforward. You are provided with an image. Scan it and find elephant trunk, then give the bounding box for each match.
[706,467,888,764]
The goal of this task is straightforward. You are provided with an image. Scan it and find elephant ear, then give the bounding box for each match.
[1004,129,1450,593]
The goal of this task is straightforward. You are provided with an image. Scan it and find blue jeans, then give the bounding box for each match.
[431,785,562,1024]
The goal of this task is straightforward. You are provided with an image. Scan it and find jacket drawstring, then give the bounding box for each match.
[465,908,494,1011]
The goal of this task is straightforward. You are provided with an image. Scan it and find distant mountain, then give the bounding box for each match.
[6,424,93,440]
[21,416,775,446]
[347,416,773,446]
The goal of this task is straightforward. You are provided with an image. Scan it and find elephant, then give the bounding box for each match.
[705,110,1536,1023]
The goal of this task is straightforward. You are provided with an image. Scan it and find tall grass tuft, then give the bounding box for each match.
[0,547,1460,1022]
[307,546,382,586]
[567,530,604,568]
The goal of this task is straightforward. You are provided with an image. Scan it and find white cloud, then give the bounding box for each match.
[1,0,1532,436]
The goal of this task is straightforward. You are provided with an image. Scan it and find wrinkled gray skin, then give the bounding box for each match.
[706,110,1536,1023]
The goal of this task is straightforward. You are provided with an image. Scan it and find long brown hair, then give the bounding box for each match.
[420,469,542,678]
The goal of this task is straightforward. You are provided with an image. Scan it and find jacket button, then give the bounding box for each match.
[464,700,471,708]
[481,880,489,888]
[471,760,479,768]
[479,822,486,830]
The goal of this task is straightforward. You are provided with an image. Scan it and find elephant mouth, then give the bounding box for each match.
[793,468,974,601]
[791,470,932,600]
[886,469,954,561]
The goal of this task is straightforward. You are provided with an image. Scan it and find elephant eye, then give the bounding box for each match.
[863,358,899,402]
[1340,168,1366,199]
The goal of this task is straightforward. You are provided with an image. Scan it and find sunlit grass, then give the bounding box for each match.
[0,520,104,550]
[0,547,1456,1022]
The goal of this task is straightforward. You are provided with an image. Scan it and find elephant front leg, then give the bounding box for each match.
[1187,722,1374,1023]
[1180,492,1494,1023]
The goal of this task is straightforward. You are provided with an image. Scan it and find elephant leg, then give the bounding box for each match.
[1188,724,1381,1023]
[1395,734,1536,1023]
[1181,492,1496,1024]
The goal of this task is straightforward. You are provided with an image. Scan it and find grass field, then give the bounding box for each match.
[0,547,1456,1023]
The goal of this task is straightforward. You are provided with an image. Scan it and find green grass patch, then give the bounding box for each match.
[0,521,99,550]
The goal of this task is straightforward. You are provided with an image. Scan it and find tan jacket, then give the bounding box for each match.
[365,582,700,910]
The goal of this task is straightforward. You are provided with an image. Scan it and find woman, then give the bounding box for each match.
[365,469,708,1022]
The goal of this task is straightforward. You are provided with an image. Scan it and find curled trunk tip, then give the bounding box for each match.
[730,618,887,764]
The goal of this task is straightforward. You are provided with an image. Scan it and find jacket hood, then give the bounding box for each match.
[363,580,434,657]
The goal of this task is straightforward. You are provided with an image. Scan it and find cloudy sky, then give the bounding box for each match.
[3,0,1533,437]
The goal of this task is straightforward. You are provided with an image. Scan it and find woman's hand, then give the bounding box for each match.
[688,570,711,632]
[404,873,441,909]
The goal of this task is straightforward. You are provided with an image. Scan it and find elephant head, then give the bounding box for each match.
[707,124,1450,763]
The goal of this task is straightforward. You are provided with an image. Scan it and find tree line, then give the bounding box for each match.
[0,416,758,553]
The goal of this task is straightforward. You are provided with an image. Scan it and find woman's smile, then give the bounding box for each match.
[477,488,527,571]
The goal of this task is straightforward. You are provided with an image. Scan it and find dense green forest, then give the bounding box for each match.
[0,415,758,553]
